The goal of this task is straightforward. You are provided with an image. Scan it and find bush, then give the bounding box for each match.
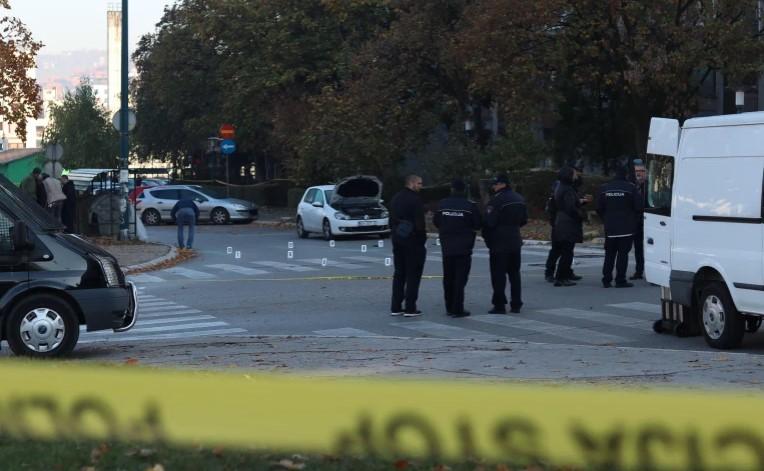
[287,187,306,208]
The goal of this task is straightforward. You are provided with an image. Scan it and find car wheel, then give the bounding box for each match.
[6,295,80,357]
[211,207,230,225]
[322,219,333,241]
[141,208,161,226]
[700,281,745,349]
[296,217,309,238]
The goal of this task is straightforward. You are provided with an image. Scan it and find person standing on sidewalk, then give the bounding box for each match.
[597,164,643,288]
[482,174,528,314]
[60,175,77,233]
[552,166,590,287]
[630,159,648,280]
[390,174,427,317]
[42,173,66,222]
[433,178,481,318]
[171,196,199,249]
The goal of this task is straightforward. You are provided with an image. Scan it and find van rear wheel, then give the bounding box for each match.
[700,282,744,349]
[6,295,80,357]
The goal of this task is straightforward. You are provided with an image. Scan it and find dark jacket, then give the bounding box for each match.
[482,188,528,253]
[553,167,584,243]
[171,199,200,220]
[61,181,77,232]
[634,180,647,229]
[433,195,481,256]
[390,188,426,246]
[597,175,643,238]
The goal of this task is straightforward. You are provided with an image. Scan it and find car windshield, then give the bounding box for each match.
[324,190,333,202]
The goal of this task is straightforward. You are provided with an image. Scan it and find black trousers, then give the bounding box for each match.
[391,243,426,312]
[442,254,472,314]
[633,226,644,274]
[602,236,633,284]
[489,251,522,309]
[555,241,575,281]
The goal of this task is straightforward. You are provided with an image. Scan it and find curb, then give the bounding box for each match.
[123,245,178,273]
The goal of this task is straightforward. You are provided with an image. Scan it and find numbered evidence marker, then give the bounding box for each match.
[235,251,241,259]
[329,240,336,248]
[287,251,294,259]
[385,257,392,267]
[377,240,384,248]
[288,241,294,249]
[321,258,328,267]
[361,245,367,253]
[227,247,233,254]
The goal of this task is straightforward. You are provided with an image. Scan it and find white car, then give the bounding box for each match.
[296,175,390,240]
[137,185,258,225]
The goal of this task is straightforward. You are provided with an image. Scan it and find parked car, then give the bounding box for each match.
[296,175,390,240]
[0,174,137,357]
[136,185,258,225]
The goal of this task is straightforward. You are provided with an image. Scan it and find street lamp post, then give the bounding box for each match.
[118,0,130,240]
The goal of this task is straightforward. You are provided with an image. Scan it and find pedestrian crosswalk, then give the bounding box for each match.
[307,302,662,346]
[78,293,247,344]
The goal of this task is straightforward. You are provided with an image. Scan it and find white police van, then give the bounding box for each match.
[646,113,764,349]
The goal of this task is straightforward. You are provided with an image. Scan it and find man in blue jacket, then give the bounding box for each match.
[171,196,200,249]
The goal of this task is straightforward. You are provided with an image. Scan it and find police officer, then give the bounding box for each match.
[433,179,481,317]
[597,164,643,288]
[390,174,427,317]
[482,174,528,314]
[552,166,590,287]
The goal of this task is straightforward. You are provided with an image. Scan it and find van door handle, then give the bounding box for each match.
[659,221,666,226]
[647,238,654,245]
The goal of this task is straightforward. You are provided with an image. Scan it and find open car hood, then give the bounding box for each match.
[330,175,383,207]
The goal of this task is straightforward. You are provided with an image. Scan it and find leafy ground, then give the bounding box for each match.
[0,440,569,471]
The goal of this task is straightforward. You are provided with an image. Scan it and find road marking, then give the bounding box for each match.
[392,320,509,341]
[608,302,662,314]
[206,264,270,276]
[472,315,627,345]
[129,274,165,283]
[163,267,217,279]
[426,255,442,262]
[472,253,490,259]
[539,308,652,332]
[78,328,248,344]
[313,327,378,337]
[133,315,216,326]
[139,301,177,307]
[140,309,203,318]
[300,259,365,270]
[251,261,318,272]
[140,304,194,313]
[341,256,389,264]
[82,321,230,336]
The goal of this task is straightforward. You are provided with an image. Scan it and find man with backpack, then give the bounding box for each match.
[390,175,427,317]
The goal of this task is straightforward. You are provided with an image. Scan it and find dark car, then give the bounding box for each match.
[0,175,137,357]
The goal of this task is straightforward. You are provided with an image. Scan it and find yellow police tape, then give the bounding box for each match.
[1,361,763,470]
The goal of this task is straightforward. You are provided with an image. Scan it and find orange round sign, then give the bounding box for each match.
[219,124,235,139]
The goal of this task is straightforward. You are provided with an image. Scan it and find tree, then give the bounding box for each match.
[0,0,42,143]
[44,80,119,169]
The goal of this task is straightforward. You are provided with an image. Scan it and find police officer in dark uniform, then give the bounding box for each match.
[433,179,481,317]
[597,164,643,288]
[390,174,427,317]
[482,175,528,314]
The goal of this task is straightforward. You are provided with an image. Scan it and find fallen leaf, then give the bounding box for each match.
[432,465,451,471]
[272,459,305,470]
[495,465,510,471]
[126,358,139,365]
[212,446,225,457]
[81,467,96,471]
[147,465,165,471]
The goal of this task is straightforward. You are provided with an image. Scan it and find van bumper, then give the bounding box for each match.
[70,282,138,333]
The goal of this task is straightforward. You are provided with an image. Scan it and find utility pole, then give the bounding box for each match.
[118,0,130,240]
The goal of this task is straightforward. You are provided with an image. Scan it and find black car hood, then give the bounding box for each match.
[330,175,383,207]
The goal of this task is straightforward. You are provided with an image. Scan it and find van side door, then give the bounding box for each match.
[644,154,674,287]
[0,209,29,299]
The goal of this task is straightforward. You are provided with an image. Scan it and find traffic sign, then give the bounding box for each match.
[221,139,236,155]
[219,124,235,139]
[112,109,137,132]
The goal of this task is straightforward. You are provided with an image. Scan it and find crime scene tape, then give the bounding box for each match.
[1,361,764,470]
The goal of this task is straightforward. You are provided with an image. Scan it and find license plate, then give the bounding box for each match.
[358,220,376,226]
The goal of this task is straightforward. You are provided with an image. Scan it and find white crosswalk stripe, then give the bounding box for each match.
[539,308,653,332]
[472,315,627,345]
[608,302,662,314]
[300,259,365,269]
[129,274,165,283]
[140,309,202,318]
[426,255,443,262]
[392,320,509,341]
[251,261,318,272]
[342,256,390,265]
[205,264,270,276]
[163,267,216,279]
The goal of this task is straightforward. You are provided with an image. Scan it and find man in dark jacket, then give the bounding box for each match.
[171,196,200,249]
[390,174,427,317]
[433,179,481,317]
[482,174,528,314]
[597,165,643,288]
[552,166,590,287]
[630,159,648,280]
[545,165,585,283]
[60,175,77,233]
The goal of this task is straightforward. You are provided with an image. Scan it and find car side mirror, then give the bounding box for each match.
[312,201,324,208]
[12,222,34,252]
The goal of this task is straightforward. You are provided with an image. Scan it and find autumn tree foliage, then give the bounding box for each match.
[0,0,42,144]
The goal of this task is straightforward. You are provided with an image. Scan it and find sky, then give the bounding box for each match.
[7,0,178,53]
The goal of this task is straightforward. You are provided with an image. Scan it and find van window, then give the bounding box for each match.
[0,209,14,253]
[646,154,674,216]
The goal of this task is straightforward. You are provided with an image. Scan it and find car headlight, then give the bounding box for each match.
[334,212,351,220]
[233,204,248,210]
[94,255,121,288]
[380,210,389,218]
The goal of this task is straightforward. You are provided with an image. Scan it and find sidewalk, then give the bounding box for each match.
[90,238,180,272]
